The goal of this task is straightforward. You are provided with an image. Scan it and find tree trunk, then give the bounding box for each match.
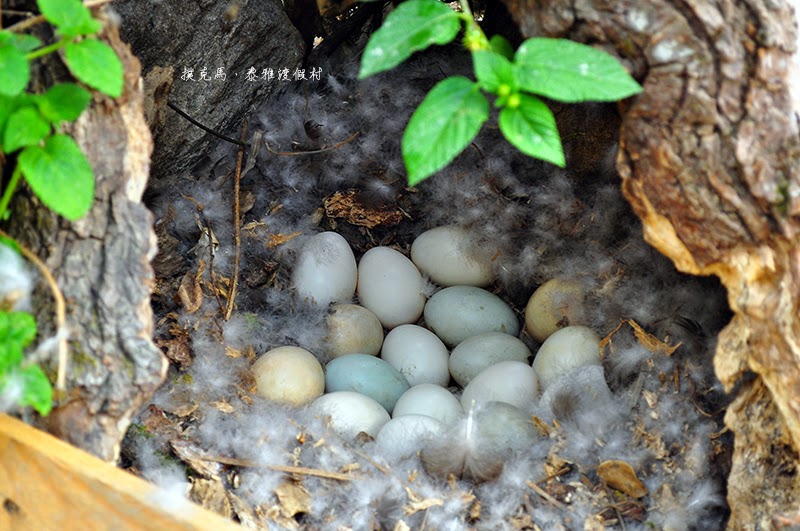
[6,8,166,462]
[499,0,800,527]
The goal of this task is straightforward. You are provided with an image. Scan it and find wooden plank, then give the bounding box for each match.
[0,414,242,531]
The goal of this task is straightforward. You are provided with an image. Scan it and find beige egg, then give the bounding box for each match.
[532,325,601,390]
[524,278,585,342]
[326,304,384,358]
[252,346,324,405]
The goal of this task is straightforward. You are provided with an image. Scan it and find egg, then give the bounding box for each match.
[460,361,539,411]
[292,232,357,306]
[325,354,410,413]
[380,324,450,386]
[449,332,532,387]
[410,225,493,287]
[252,346,325,405]
[392,384,463,426]
[424,286,520,346]
[540,365,617,430]
[375,415,448,461]
[326,304,384,358]
[421,401,536,481]
[524,278,585,342]
[532,325,601,390]
[357,247,426,329]
[310,391,390,439]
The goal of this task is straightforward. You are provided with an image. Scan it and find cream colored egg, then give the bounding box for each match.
[381,325,449,386]
[524,278,585,342]
[424,286,519,346]
[326,304,384,358]
[411,226,493,287]
[310,391,390,439]
[460,361,539,411]
[292,232,357,306]
[252,346,324,405]
[532,325,601,390]
[393,384,463,426]
[357,247,426,329]
[449,332,532,387]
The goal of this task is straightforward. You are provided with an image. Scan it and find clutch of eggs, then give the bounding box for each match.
[254,226,607,475]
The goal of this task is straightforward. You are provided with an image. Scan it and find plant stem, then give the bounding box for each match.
[26,39,68,61]
[0,165,23,221]
[458,0,473,18]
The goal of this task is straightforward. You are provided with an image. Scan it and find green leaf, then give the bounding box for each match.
[18,135,95,220]
[359,0,461,79]
[3,106,51,152]
[36,83,91,124]
[499,94,564,167]
[64,39,123,97]
[402,76,488,185]
[473,50,517,94]
[489,35,514,60]
[0,31,42,53]
[18,365,53,416]
[0,237,21,255]
[0,312,36,373]
[515,38,642,103]
[0,44,30,96]
[38,0,101,37]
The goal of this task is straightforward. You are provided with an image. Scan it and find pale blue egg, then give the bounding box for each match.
[325,354,410,414]
[424,286,520,346]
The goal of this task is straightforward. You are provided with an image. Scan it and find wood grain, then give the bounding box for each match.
[0,414,241,531]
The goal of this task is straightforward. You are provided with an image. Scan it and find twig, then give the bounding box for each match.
[7,0,114,33]
[200,455,355,481]
[264,131,360,156]
[167,102,250,147]
[0,229,68,392]
[526,480,566,509]
[224,121,247,321]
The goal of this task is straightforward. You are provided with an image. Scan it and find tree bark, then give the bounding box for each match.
[499,0,800,527]
[6,9,166,462]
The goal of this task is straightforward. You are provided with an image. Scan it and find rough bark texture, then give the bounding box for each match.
[112,0,305,185]
[499,0,800,527]
[5,9,166,461]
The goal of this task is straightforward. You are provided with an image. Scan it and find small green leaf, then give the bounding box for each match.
[359,0,461,79]
[515,38,642,102]
[18,135,95,220]
[473,50,517,94]
[0,31,42,53]
[19,365,53,416]
[499,94,564,167]
[0,44,29,96]
[0,312,36,373]
[402,76,488,185]
[489,35,514,60]
[0,237,21,255]
[64,39,123,97]
[4,107,51,152]
[36,83,91,124]
[38,0,101,37]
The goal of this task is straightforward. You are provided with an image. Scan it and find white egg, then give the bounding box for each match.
[357,247,426,329]
[252,346,324,406]
[410,225,493,287]
[292,232,357,306]
[532,325,601,390]
[375,415,448,461]
[393,384,464,426]
[310,391,390,439]
[460,361,539,411]
[381,324,449,386]
[424,286,519,346]
[326,304,384,358]
[449,332,532,387]
[524,278,585,342]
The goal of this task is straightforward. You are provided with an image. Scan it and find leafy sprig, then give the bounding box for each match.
[358,0,643,185]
